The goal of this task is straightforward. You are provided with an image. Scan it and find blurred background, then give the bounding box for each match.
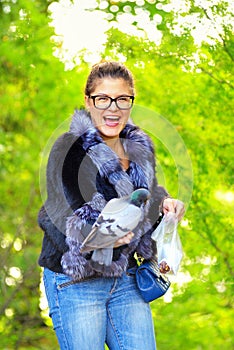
[0,0,233,349]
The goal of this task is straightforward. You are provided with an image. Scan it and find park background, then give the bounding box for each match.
[0,0,233,349]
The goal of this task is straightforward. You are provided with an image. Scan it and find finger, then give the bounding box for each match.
[114,232,134,247]
[122,232,134,243]
[175,200,185,221]
[178,209,185,221]
[163,198,176,213]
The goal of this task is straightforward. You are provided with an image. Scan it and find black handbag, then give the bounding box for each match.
[135,259,171,302]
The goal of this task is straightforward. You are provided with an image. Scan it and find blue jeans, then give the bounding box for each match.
[43,268,157,350]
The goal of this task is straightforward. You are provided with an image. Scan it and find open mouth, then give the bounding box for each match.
[104,116,120,127]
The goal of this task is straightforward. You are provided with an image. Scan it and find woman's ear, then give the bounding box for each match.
[85,95,90,110]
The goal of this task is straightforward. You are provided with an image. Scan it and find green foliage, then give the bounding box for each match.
[0,0,233,348]
[0,0,86,347]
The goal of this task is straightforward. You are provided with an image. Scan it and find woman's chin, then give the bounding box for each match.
[99,125,123,139]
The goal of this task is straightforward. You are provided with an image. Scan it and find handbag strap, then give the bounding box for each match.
[135,252,158,266]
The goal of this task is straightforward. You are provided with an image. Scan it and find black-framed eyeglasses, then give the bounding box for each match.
[89,94,134,110]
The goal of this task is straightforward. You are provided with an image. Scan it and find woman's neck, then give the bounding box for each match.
[104,137,129,171]
[104,137,121,152]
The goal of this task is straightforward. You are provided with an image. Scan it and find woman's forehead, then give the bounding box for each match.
[92,77,133,94]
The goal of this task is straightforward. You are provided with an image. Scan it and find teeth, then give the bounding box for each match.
[105,116,119,120]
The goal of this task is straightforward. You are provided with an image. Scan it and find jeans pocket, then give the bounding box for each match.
[57,274,98,290]
[57,279,80,289]
[126,266,137,276]
[55,272,75,290]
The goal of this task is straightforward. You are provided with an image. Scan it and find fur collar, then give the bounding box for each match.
[69,109,155,193]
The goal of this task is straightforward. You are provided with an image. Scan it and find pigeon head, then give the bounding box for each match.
[130,188,151,207]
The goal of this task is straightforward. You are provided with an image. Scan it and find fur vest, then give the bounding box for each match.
[38,110,168,279]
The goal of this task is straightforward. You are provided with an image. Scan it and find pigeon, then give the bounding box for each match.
[80,188,151,272]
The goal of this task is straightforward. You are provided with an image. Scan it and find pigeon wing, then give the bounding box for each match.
[80,219,117,252]
[80,202,142,252]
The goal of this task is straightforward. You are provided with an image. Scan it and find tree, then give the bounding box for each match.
[0,0,86,347]
[96,1,234,348]
[0,0,233,348]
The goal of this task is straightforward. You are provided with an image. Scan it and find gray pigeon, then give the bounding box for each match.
[80,188,151,272]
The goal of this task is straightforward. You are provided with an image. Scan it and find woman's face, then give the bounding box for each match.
[85,78,133,140]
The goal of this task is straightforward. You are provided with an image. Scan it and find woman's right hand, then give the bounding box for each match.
[114,232,134,248]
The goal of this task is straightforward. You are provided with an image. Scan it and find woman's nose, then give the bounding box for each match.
[107,100,119,111]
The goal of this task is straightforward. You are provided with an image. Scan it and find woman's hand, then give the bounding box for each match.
[162,198,185,221]
[113,199,185,248]
[114,232,134,248]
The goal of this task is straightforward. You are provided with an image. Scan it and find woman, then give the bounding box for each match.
[38,61,185,350]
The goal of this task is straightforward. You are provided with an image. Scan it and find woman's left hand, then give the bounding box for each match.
[162,198,185,222]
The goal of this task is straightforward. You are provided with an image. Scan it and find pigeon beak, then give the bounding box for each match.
[144,193,151,205]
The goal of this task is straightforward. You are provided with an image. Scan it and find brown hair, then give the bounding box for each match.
[85,61,135,96]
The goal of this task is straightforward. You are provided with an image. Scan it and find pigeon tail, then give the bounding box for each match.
[90,247,113,273]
